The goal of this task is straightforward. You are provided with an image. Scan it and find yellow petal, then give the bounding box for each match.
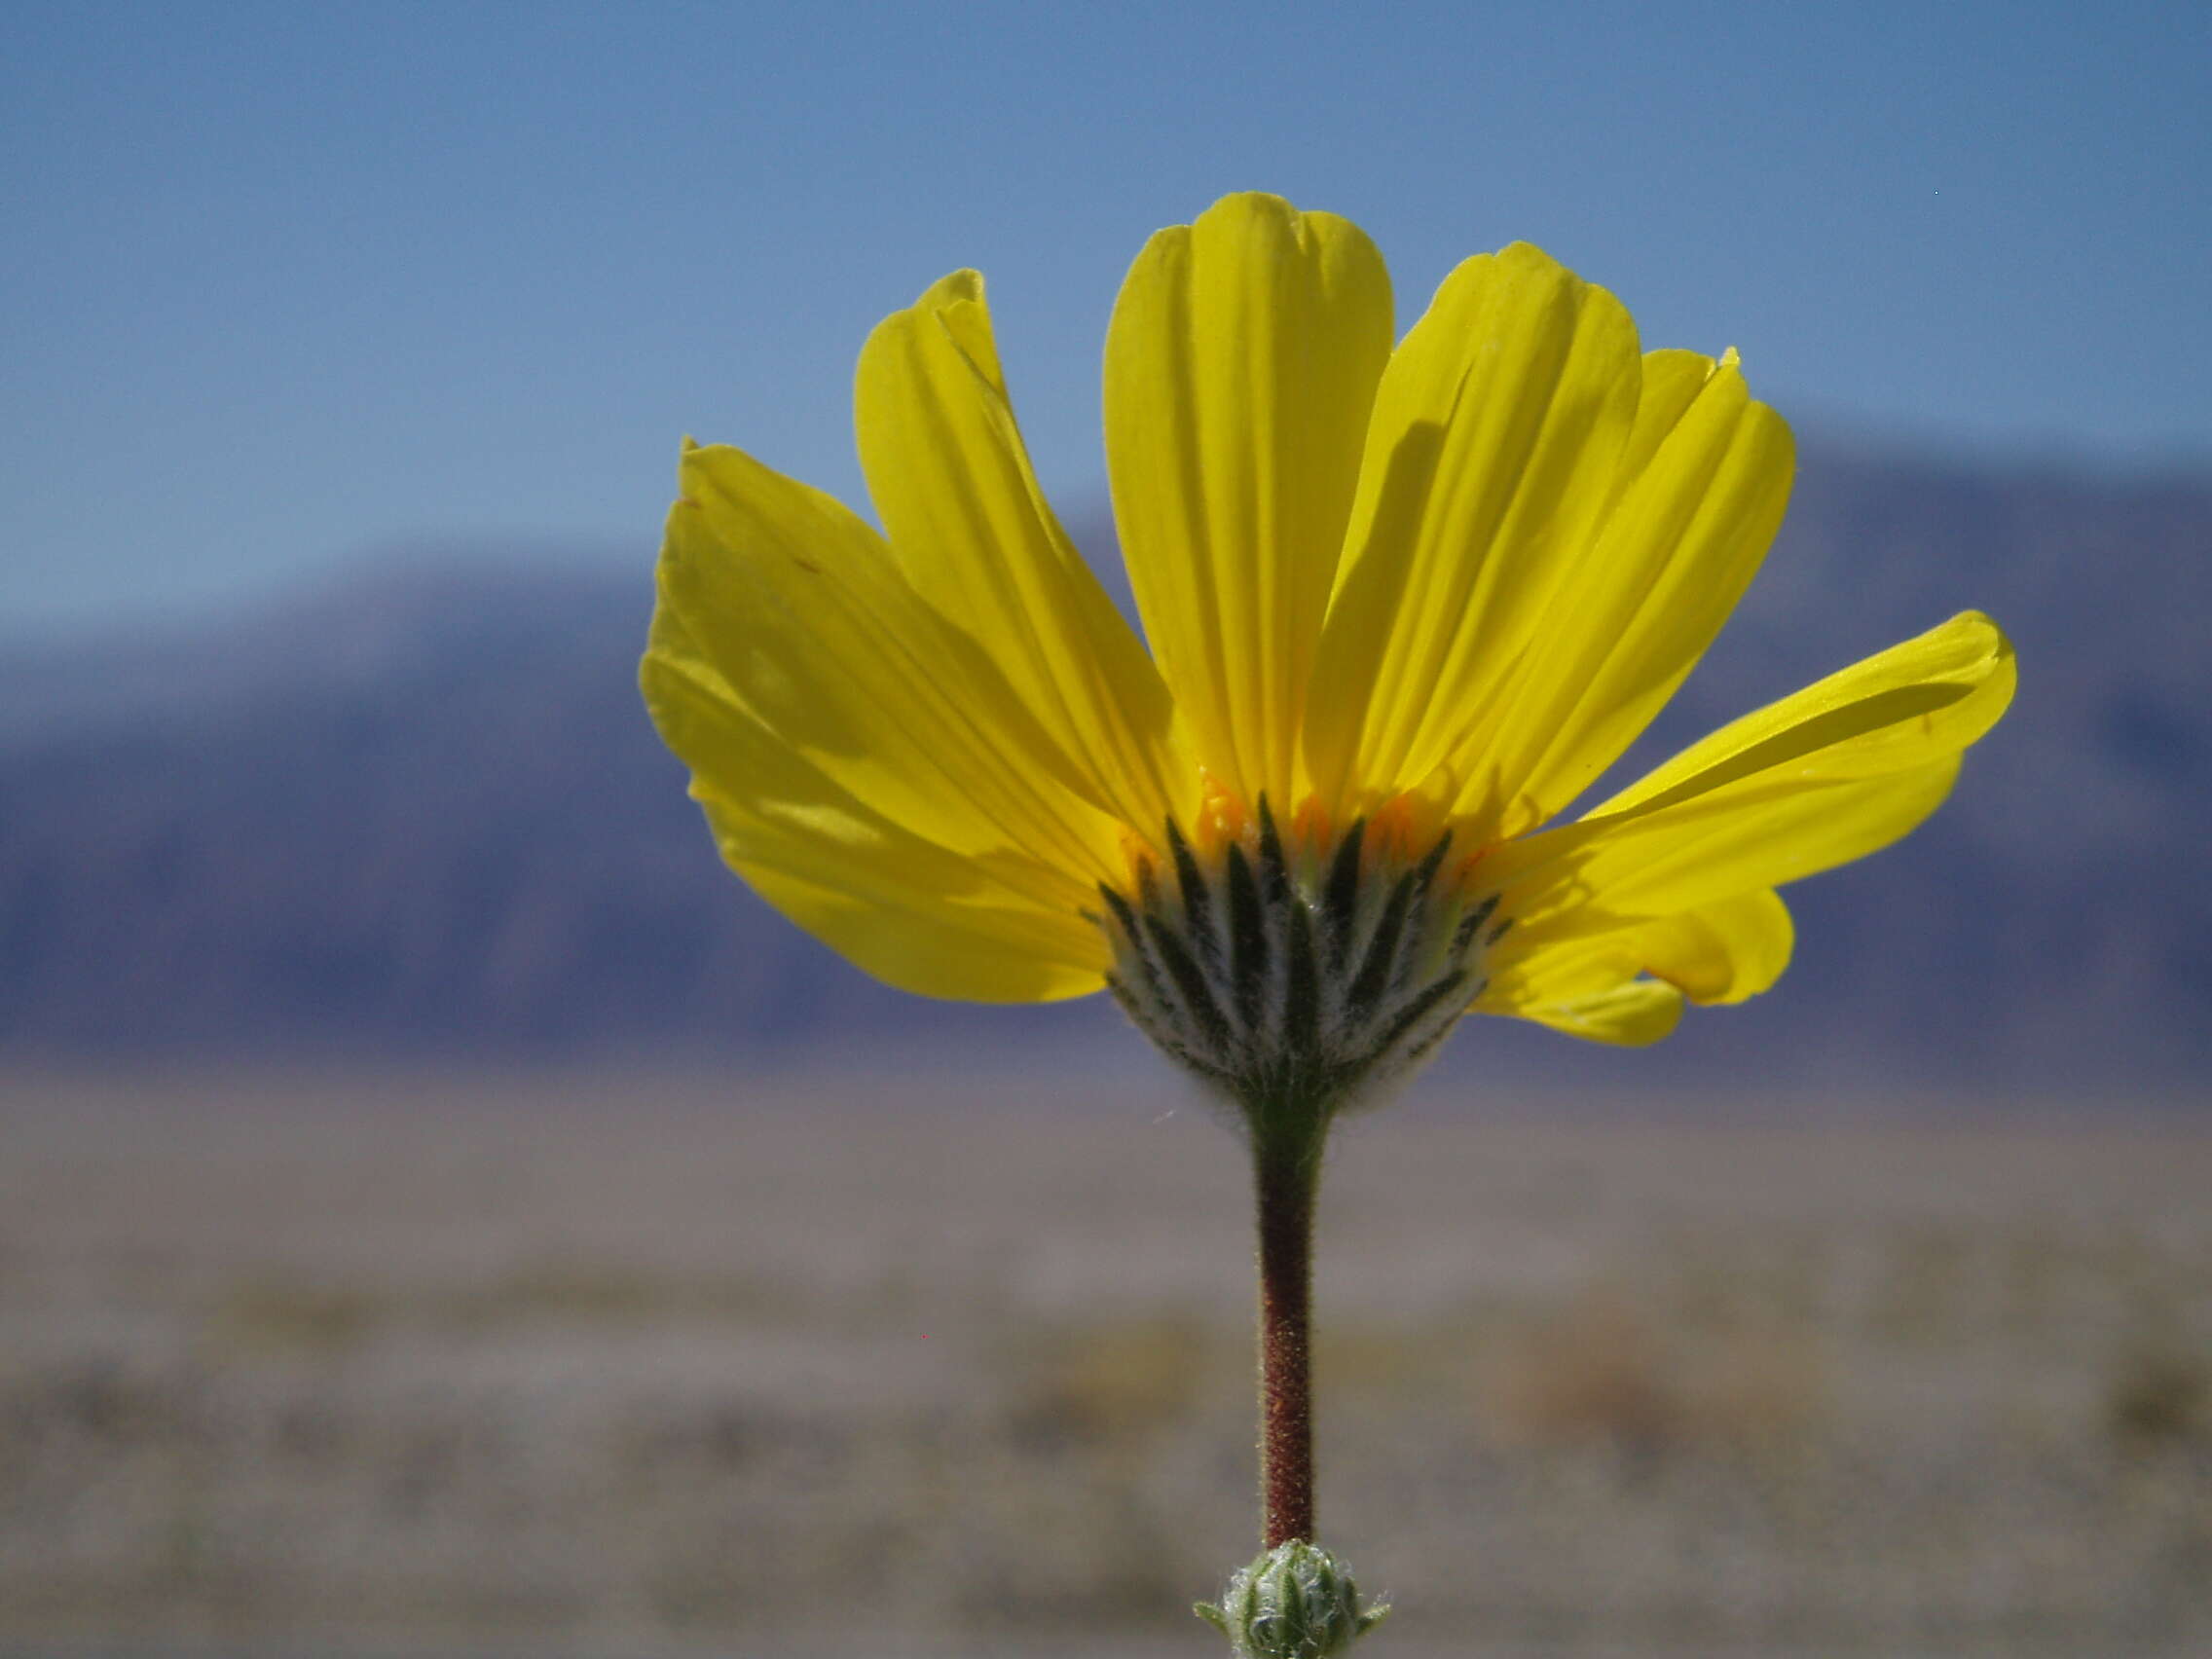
[1502,757,1963,933]
[1452,350,1795,829]
[695,787,1109,1004]
[645,601,1108,1003]
[1104,192,1393,808]
[723,865,1104,1001]
[1500,979,1685,1047]
[653,440,1124,887]
[1633,889,1795,1005]
[1593,610,2016,815]
[1304,241,1642,819]
[1487,889,1794,1010]
[856,270,1193,831]
[1484,612,2012,924]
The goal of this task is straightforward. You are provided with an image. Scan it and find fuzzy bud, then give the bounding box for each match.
[1195,1539,1390,1658]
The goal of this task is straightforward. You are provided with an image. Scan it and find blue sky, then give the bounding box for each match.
[6,0,2208,634]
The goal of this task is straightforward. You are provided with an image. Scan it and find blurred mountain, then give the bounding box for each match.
[1,441,2206,1092]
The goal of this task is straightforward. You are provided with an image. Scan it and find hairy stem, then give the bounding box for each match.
[1253,1113,1325,1548]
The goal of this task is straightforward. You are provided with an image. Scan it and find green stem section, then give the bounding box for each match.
[1252,1109,1326,1549]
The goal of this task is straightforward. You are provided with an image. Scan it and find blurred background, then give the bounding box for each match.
[4,3,2208,1655]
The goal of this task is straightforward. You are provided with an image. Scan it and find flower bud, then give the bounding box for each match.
[1195,1539,1390,1658]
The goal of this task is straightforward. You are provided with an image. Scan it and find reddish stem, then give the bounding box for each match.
[1254,1126,1321,1547]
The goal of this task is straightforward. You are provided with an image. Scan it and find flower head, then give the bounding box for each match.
[643,193,2013,1110]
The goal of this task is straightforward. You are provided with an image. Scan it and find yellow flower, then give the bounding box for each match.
[642,193,2012,1102]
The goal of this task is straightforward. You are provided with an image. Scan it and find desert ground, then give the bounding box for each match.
[1,1064,2207,1658]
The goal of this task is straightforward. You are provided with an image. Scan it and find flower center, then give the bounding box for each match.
[1092,790,1510,1116]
